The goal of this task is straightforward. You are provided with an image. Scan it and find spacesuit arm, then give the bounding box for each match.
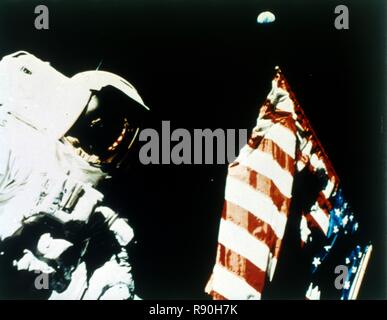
[94,206,134,246]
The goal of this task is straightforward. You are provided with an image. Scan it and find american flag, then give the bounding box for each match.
[205,68,371,300]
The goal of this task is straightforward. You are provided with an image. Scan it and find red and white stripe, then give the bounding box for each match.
[206,69,341,300]
[206,78,298,299]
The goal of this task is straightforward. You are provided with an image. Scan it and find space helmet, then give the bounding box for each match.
[0,50,149,170]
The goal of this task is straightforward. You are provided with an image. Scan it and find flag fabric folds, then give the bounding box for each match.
[205,68,371,300]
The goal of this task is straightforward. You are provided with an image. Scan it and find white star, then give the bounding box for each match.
[333,226,339,233]
[345,258,350,264]
[358,251,363,259]
[349,215,354,221]
[344,281,351,290]
[312,257,321,268]
[324,245,331,252]
[335,209,341,217]
[351,266,357,273]
[354,223,359,231]
[342,215,349,226]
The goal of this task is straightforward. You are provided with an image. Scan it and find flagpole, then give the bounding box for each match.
[348,245,373,300]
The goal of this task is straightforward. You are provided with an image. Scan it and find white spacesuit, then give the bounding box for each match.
[0,51,148,299]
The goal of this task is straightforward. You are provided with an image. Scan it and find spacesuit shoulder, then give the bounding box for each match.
[0,114,12,176]
[0,113,35,188]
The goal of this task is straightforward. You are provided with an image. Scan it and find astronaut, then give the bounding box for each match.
[0,51,149,299]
